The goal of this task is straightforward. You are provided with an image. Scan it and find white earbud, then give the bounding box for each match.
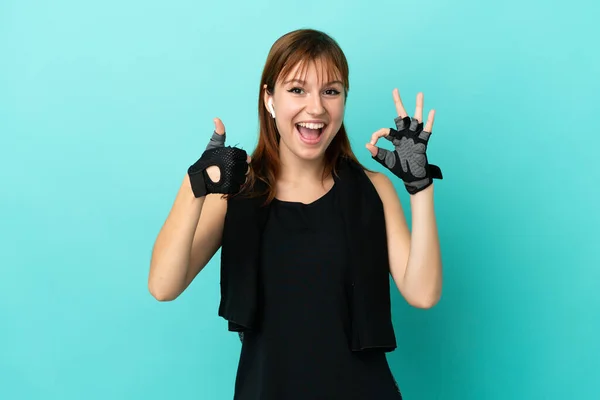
[268,100,276,118]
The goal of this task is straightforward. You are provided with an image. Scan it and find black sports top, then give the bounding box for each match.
[232,182,402,399]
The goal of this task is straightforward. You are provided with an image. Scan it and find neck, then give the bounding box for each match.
[278,147,328,185]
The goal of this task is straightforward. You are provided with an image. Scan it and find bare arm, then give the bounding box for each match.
[184,190,227,289]
[148,118,240,301]
[148,173,227,301]
[367,171,442,308]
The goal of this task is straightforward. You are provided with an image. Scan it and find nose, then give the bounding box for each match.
[306,93,326,116]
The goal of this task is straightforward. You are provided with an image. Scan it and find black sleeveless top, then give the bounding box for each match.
[233,181,402,400]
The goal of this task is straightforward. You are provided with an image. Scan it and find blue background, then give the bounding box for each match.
[1,0,599,399]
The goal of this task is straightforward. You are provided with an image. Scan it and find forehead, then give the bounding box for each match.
[278,57,342,86]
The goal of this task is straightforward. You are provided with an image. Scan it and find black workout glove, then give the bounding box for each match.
[187,131,248,198]
[372,116,443,195]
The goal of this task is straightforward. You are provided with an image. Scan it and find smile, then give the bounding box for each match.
[295,123,326,145]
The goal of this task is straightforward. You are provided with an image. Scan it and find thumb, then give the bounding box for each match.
[205,117,226,151]
[213,118,226,135]
[365,143,378,157]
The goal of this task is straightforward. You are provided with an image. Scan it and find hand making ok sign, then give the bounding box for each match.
[366,89,443,195]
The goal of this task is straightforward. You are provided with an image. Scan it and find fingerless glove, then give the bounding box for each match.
[187,144,248,197]
[372,116,443,194]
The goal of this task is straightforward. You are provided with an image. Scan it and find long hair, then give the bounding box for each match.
[240,28,367,202]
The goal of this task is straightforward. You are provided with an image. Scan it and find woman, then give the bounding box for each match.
[148,28,443,399]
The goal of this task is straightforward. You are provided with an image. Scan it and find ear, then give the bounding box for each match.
[263,84,274,117]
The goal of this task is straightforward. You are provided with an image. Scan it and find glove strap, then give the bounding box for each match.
[188,170,208,198]
[428,164,443,180]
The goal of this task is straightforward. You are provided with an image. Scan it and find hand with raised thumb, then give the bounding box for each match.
[187,118,250,198]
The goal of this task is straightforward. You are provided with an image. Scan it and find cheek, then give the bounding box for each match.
[275,113,297,139]
[275,98,300,114]
[328,103,345,123]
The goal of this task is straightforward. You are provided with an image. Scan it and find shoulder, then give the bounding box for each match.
[363,170,401,207]
[364,169,389,185]
[364,170,394,193]
[337,158,398,204]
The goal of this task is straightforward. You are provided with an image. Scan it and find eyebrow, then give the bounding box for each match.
[283,78,344,86]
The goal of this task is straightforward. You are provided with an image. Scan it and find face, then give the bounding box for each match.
[264,59,346,163]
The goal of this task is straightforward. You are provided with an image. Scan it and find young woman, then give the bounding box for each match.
[148,28,443,400]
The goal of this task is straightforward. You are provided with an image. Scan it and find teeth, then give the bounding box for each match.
[297,122,325,130]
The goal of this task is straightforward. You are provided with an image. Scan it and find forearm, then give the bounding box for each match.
[148,175,205,301]
[403,184,443,307]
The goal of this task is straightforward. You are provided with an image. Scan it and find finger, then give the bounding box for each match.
[369,128,391,146]
[394,116,411,132]
[365,143,378,157]
[393,88,408,118]
[413,92,424,122]
[423,109,435,133]
[206,118,227,151]
[214,118,226,135]
[372,147,397,170]
[247,155,252,163]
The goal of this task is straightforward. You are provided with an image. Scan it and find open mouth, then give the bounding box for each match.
[295,123,327,145]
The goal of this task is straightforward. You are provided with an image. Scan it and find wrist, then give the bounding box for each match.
[409,183,434,202]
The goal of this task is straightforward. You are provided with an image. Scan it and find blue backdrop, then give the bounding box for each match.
[1,0,598,399]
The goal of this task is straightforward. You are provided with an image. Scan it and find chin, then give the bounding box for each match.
[294,148,326,161]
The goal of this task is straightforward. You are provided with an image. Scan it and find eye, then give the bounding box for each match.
[288,87,304,94]
[324,89,341,96]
